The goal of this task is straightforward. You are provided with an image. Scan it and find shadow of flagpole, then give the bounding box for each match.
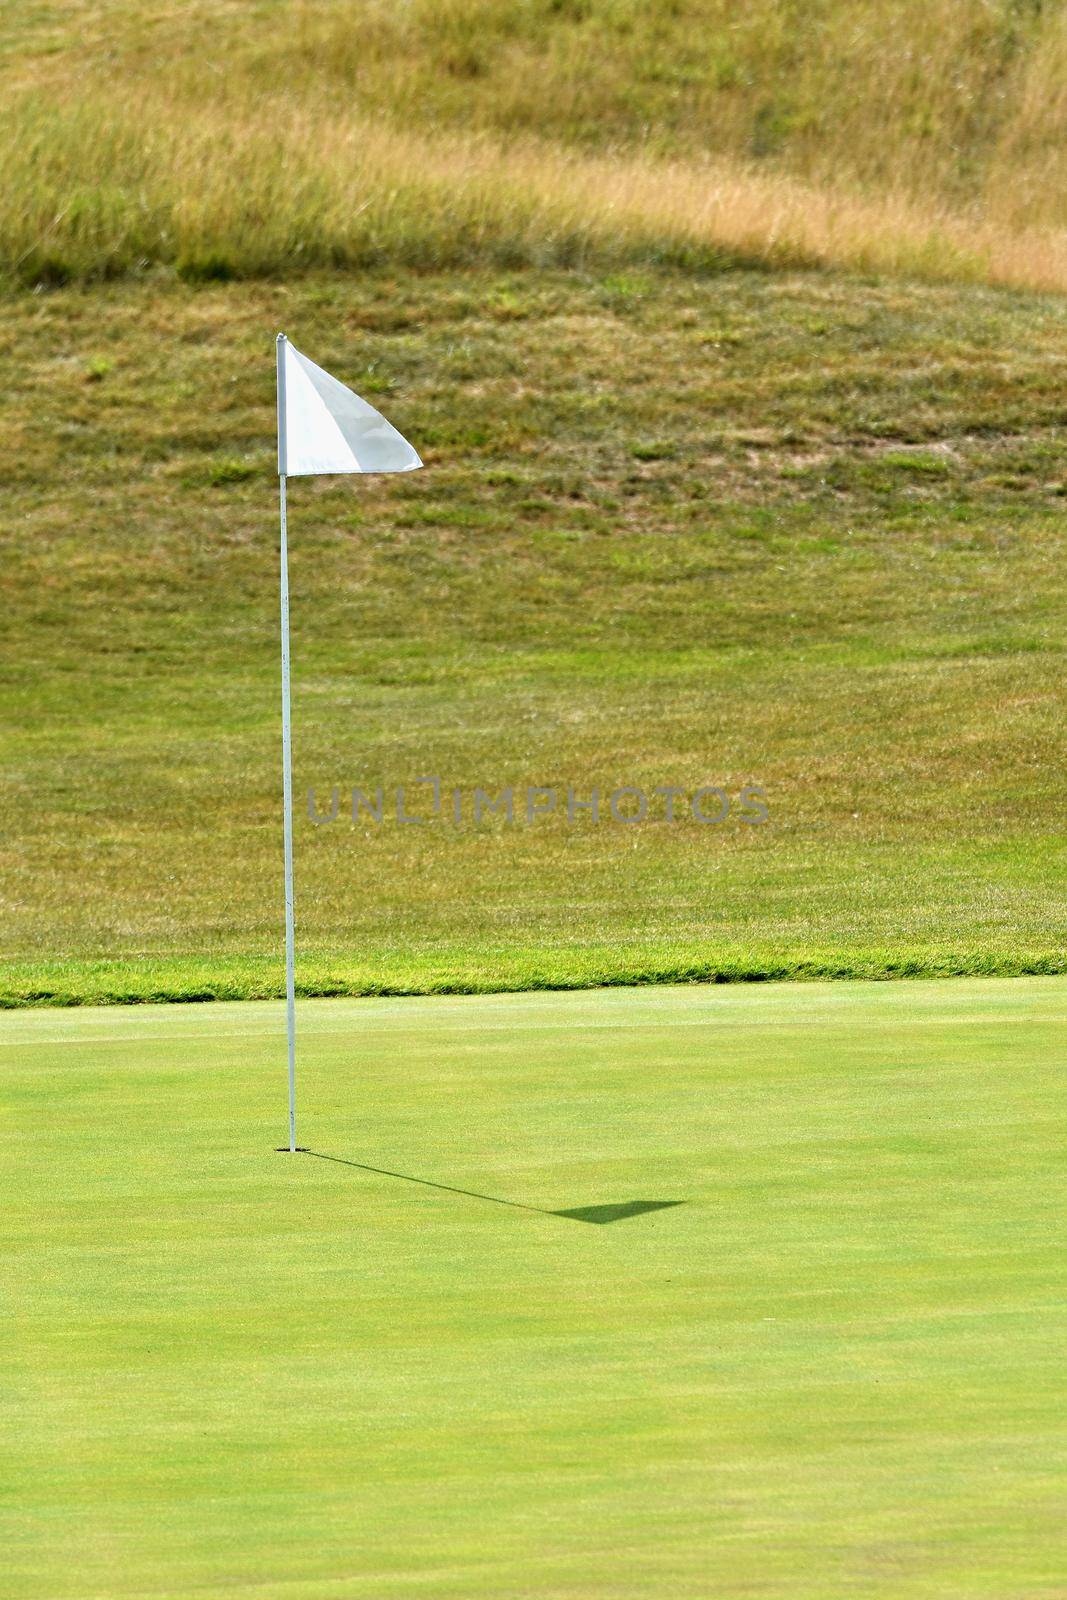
[278,1148,683,1225]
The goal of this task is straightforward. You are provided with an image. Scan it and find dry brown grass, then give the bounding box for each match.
[5,1,1067,290]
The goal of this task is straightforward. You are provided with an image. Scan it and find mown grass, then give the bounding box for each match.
[1,267,1064,1004]
[8,2,1067,289]
[5,978,1066,1598]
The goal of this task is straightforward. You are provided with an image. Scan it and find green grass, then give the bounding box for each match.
[2,267,1065,1005]
[4,976,1066,1597]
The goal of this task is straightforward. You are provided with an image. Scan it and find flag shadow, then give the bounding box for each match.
[283,1149,682,1225]
[552,1200,683,1225]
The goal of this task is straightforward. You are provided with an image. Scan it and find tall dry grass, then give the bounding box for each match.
[5,0,1067,291]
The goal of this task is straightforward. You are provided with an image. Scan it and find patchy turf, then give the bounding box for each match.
[4,976,1065,1598]
[1,268,1065,1004]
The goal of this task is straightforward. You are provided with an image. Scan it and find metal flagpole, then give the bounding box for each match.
[277,334,297,1153]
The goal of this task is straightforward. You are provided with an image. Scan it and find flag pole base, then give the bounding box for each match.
[275,1147,310,1153]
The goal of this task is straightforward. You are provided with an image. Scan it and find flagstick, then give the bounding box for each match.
[277,335,297,1153]
[273,330,419,1154]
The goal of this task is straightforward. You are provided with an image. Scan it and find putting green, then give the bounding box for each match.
[4,977,1065,1598]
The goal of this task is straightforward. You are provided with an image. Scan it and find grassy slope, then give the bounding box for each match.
[7,2,1067,290]
[1,268,1065,1004]
[4,977,1066,1598]
[12,0,1044,180]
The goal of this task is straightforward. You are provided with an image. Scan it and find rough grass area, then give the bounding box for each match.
[4,977,1066,1598]
[9,1,1067,290]
[1,268,1064,1005]
[3,948,1065,1012]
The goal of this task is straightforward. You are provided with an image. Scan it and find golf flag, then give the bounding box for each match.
[274,335,422,1154]
[277,337,421,477]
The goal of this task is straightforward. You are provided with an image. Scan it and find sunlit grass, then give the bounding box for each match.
[6,0,1067,290]
[1,267,1064,1002]
[6,979,1067,1596]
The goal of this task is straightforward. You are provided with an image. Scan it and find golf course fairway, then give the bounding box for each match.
[4,976,1065,1599]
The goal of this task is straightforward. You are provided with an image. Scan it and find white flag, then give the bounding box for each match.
[277,335,422,477]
